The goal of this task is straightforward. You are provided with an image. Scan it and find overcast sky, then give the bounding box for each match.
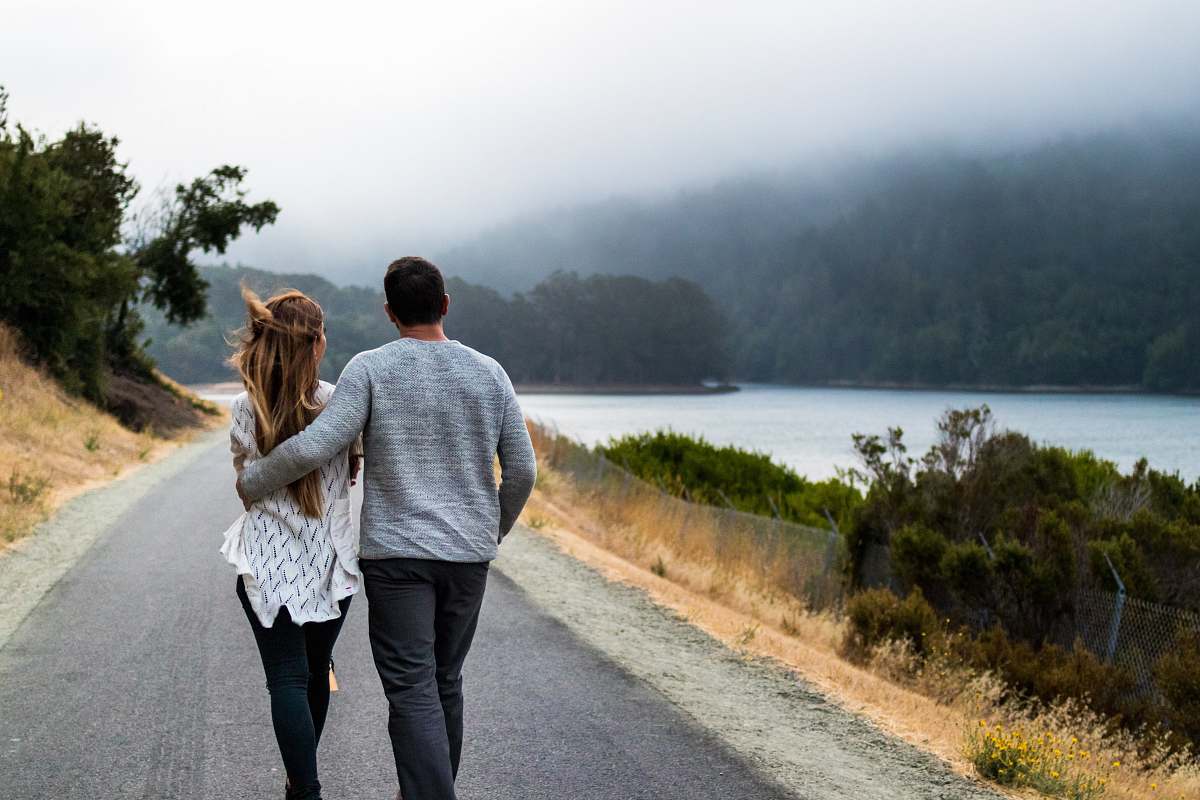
[5,1,1200,283]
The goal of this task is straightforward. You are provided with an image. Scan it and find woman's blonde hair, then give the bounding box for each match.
[229,285,327,517]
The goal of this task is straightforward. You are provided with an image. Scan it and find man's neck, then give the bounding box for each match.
[399,322,450,342]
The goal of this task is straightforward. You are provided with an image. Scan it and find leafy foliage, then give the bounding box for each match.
[843,587,941,661]
[843,406,1200,749]
[964,722,1107,799]
[131,166,279,326]
[843,584,1200,753]
[1154,630,1200,747]
[0,89,138,400]
[847,406,1200,612]
[0,88,276,401]
[141,265,728,387]
[599,429,862,528]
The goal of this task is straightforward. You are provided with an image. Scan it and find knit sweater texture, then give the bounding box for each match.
[239,339,537,562]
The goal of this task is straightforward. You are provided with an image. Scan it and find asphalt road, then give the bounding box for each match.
[0,435,787,799]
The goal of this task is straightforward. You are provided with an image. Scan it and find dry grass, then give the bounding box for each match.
[0,325,221,546]
[521,424,1199,800]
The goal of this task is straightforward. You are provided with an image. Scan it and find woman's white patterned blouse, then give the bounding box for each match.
[219,381,360,627]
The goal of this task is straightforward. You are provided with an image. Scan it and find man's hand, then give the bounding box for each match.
[349,454,362,486]
[235,477,253,511]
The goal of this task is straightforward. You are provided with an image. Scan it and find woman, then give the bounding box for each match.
[220,286,361,800]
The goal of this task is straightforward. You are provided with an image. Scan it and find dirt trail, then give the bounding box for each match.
[495,527,1004,800]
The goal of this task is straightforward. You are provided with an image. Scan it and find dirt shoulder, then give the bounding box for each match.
[0,325,222,547]
[493,525,1004,800]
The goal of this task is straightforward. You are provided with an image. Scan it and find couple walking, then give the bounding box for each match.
[220,256,537,800]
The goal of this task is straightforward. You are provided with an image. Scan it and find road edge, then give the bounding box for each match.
[0,429,225,651]
[494,525,1005,800]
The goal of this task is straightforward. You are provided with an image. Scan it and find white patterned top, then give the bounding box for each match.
[220,381,360,627]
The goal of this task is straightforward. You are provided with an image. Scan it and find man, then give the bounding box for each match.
[236,256,537,800]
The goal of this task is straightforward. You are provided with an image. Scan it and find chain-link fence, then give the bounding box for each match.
[1070,588,1200,690]
[534,423,845,611]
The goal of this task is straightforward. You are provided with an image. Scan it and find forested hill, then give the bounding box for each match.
[439,127,1200,391]
[141,265,727,386]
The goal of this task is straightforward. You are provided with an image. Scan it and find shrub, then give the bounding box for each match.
[845,407,1200,746]
[960,627,1144,726]
[1154,630,1200,750]
[8,470,50,506]
[601,429,862,527]
[844,587,942,662]
[1087,533,1157,600]
[939,540,993,609]
[891,523,948,592]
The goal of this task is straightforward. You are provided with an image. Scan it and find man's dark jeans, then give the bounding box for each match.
[361,557,489,800]
[236,578,350,800]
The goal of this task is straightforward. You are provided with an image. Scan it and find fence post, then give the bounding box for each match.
[766,494,781,519]
[821,508,841,574]
[977,531,995,560]
[1104,553,1127,664]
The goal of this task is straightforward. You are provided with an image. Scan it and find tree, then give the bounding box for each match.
[0,87,277,398]
[0,88,138,399]
[110,166,279,372]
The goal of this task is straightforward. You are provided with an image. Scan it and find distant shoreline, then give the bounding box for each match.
[516,383,739,396]
[186,379,1200,399]
[813,380,1199,397]
[187,380,740,397]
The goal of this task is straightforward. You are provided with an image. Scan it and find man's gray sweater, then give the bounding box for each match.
[238,338,537,562]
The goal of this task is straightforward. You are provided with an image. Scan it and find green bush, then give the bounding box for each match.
[961,627,1142,723]
[845,407,1200,748]
[891,524,949,592]
[843,587,942,662]
[1154,630,1200,751]
[939,540,993,608]
[601,430,862,527]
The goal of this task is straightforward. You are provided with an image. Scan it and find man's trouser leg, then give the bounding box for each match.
[363,558,488,800]
[432,560,489,777]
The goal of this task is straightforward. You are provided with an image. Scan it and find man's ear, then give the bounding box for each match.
[384,302,400,328]
[441,293,450,317]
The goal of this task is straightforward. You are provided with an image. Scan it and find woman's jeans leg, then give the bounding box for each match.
[237,578,350,800]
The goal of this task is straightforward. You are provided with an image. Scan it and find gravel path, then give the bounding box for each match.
[495,528,1004,800]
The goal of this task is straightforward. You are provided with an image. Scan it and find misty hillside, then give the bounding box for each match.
[439,128,1200,390]
[142,265,725,386]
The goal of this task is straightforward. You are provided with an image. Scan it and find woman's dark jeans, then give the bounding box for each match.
[237,578,351,800]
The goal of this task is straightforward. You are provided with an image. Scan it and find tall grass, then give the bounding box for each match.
[0,325,180,543]
[531,423,842,608]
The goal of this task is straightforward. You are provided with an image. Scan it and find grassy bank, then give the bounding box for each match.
[521,422,1198,800]
[0,325,221,546]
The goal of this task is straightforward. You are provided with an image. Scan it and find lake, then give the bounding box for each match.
[516,384,1200,482]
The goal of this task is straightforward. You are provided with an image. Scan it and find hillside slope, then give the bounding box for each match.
[439,127,1200,390]
[142,265,727,386]
[0,325,218,544]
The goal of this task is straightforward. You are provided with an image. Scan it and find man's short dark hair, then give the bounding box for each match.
[384,256,445,326]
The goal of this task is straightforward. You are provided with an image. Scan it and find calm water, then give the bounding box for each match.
[517,384,1200,482]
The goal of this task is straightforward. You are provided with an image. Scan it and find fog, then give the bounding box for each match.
[4,1,1199,284]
